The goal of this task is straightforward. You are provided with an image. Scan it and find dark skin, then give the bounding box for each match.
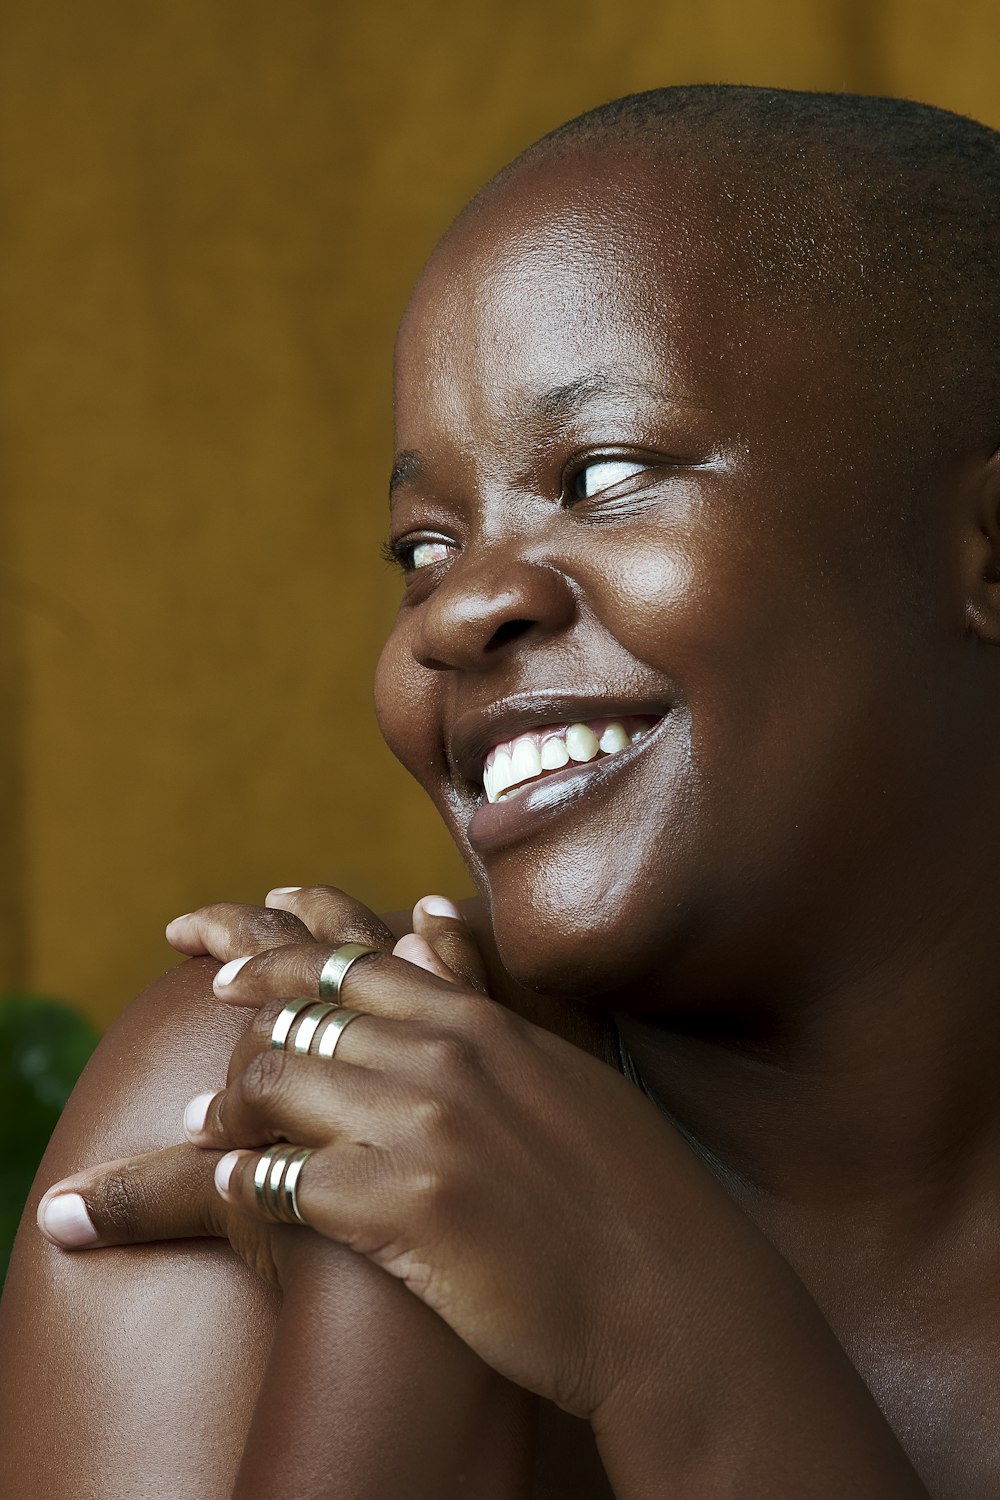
[3,142,1000,1498]
[383,149,1000,1487]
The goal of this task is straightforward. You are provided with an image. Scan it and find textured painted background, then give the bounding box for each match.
[1,0,997,1028]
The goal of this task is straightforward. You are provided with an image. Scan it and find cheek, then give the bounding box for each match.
[373,628,433,776]
[373,625,463,839]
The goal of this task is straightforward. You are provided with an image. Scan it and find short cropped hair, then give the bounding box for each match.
[487,86,1000,453]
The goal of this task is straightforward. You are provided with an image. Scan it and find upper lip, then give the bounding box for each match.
[448,691,673,787]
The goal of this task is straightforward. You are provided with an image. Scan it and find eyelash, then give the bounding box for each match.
[381,536,451,574]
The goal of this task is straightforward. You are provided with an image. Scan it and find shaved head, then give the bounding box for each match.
[467,85,1000,459]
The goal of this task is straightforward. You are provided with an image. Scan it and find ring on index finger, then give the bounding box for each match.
[268,943,379,1058]
[318,942,380,1000]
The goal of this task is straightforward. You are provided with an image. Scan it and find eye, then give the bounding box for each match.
[572,458,649,500]
[383,534,454,573]
[409,540,451,569]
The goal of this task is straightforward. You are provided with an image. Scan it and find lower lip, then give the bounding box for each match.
[466,719,668,855]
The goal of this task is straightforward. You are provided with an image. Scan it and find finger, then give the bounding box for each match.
[36,1144,228,1250]
[165,901,312,961]
[211,938,380,1007]
[411,896,489,993]
[392,932,457,983]
[263,884,396,951]
[193,991,404,1102]
[216,1140,385,1253]
[183,1044,400,1151]
[213,943,469,1025]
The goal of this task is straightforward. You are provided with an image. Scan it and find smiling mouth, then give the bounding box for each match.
[482,714,662,803]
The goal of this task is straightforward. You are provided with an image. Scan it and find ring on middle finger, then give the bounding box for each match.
[271,996,322,1051]
[270,996,366,1059]
[291,1002,339,1055]
[314,1007,363,1059]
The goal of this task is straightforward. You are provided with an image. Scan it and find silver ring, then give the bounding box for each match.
[315,1007,363,1059]
[280,1149,311,1224]
[292,1002,338,1055]
[253,1143,312,1225]
[271,996,321,1051]
[317,942,379,1000]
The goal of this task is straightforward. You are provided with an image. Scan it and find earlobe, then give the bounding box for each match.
[963,446,1000,645]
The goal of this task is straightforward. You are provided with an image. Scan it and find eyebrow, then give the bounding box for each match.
[388,376,705,499]
[533,374,611,420]
[389,450,422,499]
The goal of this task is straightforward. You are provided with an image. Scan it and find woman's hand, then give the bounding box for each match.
[37,883,688,1422]
[33,888,467,1291]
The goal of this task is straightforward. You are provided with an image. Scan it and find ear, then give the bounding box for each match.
[963,445,1000,645]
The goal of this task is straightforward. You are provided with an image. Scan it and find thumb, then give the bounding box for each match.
[36,1144,226,1250]
[407,895,490,992]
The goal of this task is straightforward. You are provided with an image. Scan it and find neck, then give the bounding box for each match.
[614,893,1000,1252]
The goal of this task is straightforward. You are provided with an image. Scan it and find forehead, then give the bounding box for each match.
[396,154,744,428]
[391,149,879,482]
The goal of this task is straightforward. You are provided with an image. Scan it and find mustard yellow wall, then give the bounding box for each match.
[2,0,998,1029]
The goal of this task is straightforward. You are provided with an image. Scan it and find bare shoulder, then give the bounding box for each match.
[0,937,543,1500]
[41,955,257,1173]
[0,959,275,1500]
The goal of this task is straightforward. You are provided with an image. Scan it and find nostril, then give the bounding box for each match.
[485,619,534,652]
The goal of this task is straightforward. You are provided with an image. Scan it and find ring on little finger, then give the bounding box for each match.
[254,1143,313,1225]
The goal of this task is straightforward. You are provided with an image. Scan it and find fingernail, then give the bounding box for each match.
[37,1192,99,1248]
[215,1151,241,1194]
[165,913,193,936]
[214,955,253,989]
[267,886,301,897]
[416,895,463,920]
[183,1091,219,1139]
[393,933,439,973]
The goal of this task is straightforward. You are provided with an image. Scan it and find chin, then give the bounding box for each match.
[481,867,685,1006]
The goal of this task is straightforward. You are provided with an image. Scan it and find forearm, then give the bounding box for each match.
[592,1217,929,1499]
[233,1232,535,1500]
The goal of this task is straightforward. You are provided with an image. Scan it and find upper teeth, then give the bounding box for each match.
[482,717,654,803]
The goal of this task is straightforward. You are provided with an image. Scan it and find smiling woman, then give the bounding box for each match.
[2,85,1000,1500]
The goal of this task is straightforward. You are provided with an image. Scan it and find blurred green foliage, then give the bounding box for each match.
[0,996,100,1286]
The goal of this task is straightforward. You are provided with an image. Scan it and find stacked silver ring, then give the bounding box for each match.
[254,1143,311,1224]
[270,995,364,1059]
[258,943,380,1224]
[269,942,379,1058]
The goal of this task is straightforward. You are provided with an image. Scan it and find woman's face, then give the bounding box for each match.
[376,153,957,1009]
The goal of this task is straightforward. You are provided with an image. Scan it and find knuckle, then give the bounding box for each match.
[298,884,340,902]
[240,944,277,979]
[94,1171,141,1235]
[234,941,300,991]
[218,901,306,947]
[251,1004,283,1047]
[410,1089,452,1133]
[200,900,256,932]
[405,1160,456,1226]
[240,1046,288,1109]
[419,1028,478,1074]
[411,1164,445,1201]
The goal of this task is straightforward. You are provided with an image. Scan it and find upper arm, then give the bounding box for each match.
[0,954,537,1500]
[0,959,278,1499]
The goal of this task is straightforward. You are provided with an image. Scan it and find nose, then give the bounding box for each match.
[412,547,577,671]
